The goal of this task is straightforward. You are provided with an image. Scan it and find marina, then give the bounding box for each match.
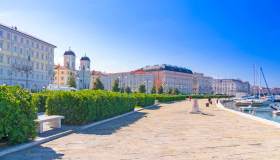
[223,101,280,123]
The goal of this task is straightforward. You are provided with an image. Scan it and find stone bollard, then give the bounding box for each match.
[190,99,201,114]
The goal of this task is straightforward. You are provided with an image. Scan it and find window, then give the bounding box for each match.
[0,41,3,50]
[0,55,3,63]
[13,35,17,41]
[6,33,10,40]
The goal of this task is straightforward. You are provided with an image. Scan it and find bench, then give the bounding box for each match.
[35,115,64,133]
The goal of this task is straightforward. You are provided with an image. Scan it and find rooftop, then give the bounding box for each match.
[139,64,193,74]
[0,23,56,48]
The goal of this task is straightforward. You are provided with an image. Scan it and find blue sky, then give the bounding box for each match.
[0,0,280,87]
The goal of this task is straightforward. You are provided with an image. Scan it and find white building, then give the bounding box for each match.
[92,71,154,93]
[193,72,213,94]
[0,23,56,91]
[213,79,250,97]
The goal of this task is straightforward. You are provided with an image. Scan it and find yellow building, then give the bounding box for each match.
[53,50,76,86]
[53,64,76,86]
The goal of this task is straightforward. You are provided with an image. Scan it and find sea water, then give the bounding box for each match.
[223,101,280,123]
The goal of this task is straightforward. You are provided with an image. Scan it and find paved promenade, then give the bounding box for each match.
[3,100,280,160]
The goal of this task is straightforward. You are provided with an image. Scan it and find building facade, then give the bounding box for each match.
[213,79,250,97]
[136,64,194,94]
[53,64,76,86]
[193,72,213,94]
[92,64,195,94]
[92,71,154,93]
[0,24,56,90]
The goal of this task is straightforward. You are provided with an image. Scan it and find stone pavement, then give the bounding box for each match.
[3,100,280,160]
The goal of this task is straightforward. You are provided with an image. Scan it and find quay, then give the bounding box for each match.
[2,99,280,160]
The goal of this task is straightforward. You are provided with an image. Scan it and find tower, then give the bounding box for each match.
[63,48,76,70]
[78,55,91,89]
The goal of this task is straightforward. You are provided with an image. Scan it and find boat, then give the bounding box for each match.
[274,95,280,102]
[272,110,280,115]
[251,99,270,107]
[235,99,252,106]
[270,103,280,110]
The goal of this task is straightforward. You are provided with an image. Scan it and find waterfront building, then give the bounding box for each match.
[0,23,56,90]
[193,72,213,94]
[77,55,91,89]
[53,50,76,87]
[213,79,250,97]
[92,64,195,94]
[134,64,194,94]
[92,71,154,93]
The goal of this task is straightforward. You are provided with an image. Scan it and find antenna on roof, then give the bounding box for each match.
[68,46,71,51]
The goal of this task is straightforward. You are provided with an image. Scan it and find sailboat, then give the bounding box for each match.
[250,66,270,107]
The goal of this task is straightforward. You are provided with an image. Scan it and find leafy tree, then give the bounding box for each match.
[112,79,120,92]
[125,86,132,93]
[67,75,76,88]
[158,85,164,94]
[92,78,104,90]
[168,88,173,94]
[151,85,156,94]
[139,84,146,93]
[172,88,180,95]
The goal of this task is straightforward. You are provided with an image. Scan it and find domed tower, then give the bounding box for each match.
[78,55,91,89]
[64,48,76,70]
[80,55,91,71]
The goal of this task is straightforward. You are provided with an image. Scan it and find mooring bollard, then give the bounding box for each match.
[190,99,200,114]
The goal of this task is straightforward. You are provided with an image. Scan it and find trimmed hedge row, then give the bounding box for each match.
[153,94,186,102]
[0,86,36,144]
[32,92,49,112]
[46,90,138,125]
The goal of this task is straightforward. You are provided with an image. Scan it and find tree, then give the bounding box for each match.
[112,79,120,92]
[168,88,173,94]
[151,85,156,94]
[172,88,180,95]
[125,86,132,93]
[158,85,164,94]
[139,84,146,93]
[67,75,76,88]
[120,87,125,93]
[92,78,104,90]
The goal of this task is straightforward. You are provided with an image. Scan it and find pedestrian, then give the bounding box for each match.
[208,97,212,105]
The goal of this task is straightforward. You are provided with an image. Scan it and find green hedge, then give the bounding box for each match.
[132,93,155,107]
[0,86,36,144]
[32,93,49,112]
[46,90,137,125]
[154,94,186,102]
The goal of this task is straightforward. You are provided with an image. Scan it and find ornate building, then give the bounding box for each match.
[0,23,56,90]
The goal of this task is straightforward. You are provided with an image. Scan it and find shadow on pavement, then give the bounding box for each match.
[144,105,161,110]
[1,146,64,160]
[78,111,147,135]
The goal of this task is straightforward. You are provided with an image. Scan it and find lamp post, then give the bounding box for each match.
[12,56,32,90]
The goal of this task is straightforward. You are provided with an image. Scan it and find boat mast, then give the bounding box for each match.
[259,67,261,98]
[253,64,256,96]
